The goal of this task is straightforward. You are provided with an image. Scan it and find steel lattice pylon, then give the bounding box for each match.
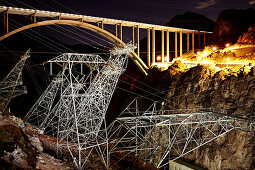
[24,44,135,169]
[0,50,30,112]
[108,98,255,168]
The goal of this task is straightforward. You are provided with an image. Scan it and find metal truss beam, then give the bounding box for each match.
[108,98,255,168]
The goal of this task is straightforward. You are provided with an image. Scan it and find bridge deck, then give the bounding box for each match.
[0,6,212,34]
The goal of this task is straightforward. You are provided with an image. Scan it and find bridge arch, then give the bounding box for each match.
[0,20,148,75]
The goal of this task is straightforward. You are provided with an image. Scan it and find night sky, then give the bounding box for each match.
[1,0,255,45]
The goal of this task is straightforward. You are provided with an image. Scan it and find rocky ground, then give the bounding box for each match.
[0,114,73,170]
[0,113,158,169]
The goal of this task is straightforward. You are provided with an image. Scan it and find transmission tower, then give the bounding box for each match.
[0,50,30,113]
[24,71,63,130]
[24,44,135,169]
[108,98,255,168]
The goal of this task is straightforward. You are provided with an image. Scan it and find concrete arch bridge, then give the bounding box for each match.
[0,6,211,75]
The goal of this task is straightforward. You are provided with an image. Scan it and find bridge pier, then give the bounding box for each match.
[101,22,104,29]
[147,28,150,66]
[161,30,164,62]
[31,13,36,23]
[180,32,182,57]
[192,32,195,52]
[175,32,178,58]
[137,25,140,58]
[187,33,190,52]
[115,23,122,40]
[97,21,104,29]
[166,30,169,62]
[120,23,122,41]
[115,24,118,37]
[152,27,155,64]
[132,26,135,46]
[4,9,9,34]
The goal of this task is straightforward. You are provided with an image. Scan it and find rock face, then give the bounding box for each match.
[184,130,255,170]
[0,116,37,169]
[238,25,255,45]
[142,64,255,169]
[213,8,255,44]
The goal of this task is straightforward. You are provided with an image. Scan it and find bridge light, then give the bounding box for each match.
[157,56,161,61]
[197,51,201,55]
[226,43,230,47]
[212,46,217,51]
[164,57,168,62]
[226,58,230,62]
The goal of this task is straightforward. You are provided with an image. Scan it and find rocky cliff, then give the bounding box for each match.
[149,63,255,169]
[133,25,255,169]
[213,8,255,44]
[238,24,255,45]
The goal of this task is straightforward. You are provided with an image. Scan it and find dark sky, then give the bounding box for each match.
[1,0,255,46]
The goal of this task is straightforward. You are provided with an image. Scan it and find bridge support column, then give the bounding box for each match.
[101,22,104,29]
[115,24,118,37]
[192,32,195,52]
[187,33,190,52]
[120,23,122,41]
[180,32,182,57]
[4,10,9,34]
[175,32,178,58]
[137,25,140,58]
[147,28,150,66]
[132,26,135,46]
[31,13,36,23]
[161,30,164,62]
[97,21,103,29]
[166,30,169,62]
[115,23,122,41]
[152,27,155,64]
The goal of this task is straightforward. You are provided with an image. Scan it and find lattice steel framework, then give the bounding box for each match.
[24,44,135,169]
[0,50,30,112]
[108,98,255,168]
